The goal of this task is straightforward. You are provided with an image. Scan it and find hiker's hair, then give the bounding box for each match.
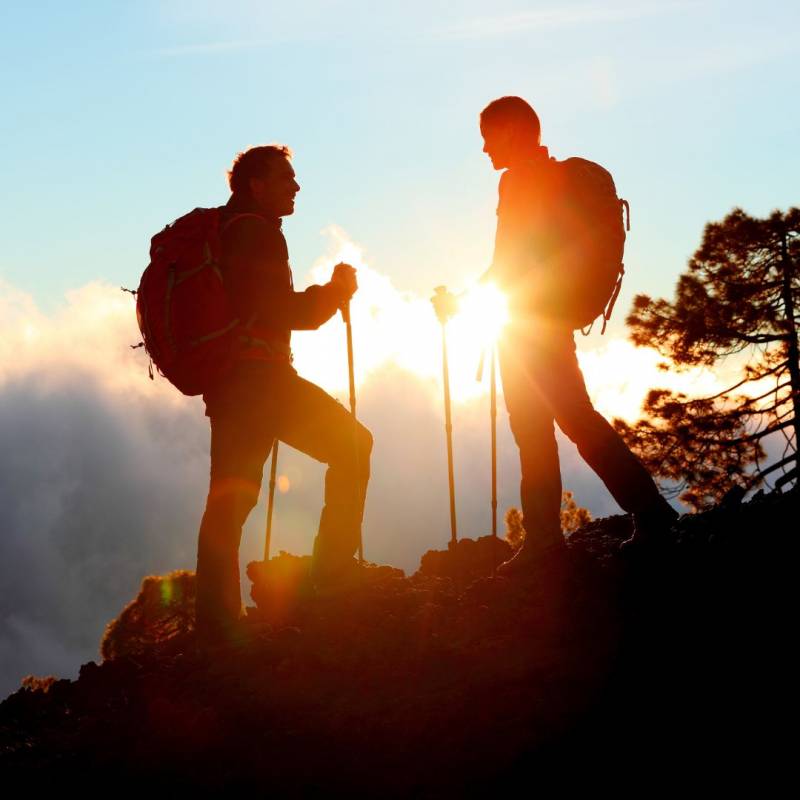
[227,144,293,194]
[480,97,541,146]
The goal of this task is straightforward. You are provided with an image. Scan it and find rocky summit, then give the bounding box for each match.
[1,490,796,794]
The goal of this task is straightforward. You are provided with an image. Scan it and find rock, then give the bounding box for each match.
[1,489,796,790]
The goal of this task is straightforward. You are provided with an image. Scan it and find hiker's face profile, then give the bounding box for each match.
[480,121,515,170]
[249,158,301,217]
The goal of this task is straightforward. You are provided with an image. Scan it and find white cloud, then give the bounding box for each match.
[435,1,696,40]
[1,227,729,698]
[577,337,733,423]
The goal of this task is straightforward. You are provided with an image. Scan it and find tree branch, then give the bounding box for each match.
[757,453,798,479]
[687,362,788,403]
[718,418,794,446]
[717,328,790,344]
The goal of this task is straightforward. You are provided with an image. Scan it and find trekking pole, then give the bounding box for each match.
[264,440,279,561]
[490,345,498,576]
[432,287,459,550]
[341,298,364,565]
[476,345,499,577]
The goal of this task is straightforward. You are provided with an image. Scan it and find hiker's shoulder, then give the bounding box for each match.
[497,166,542,212]
[221,208,286,257]
[223,212,282,238]
[222,196,281,232]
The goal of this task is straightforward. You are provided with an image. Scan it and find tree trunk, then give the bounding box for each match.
[779,222,800,490]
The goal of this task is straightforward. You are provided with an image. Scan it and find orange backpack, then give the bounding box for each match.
[551,157,630,333]
[134,207,257,395]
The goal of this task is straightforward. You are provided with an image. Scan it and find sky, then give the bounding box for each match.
[0,1,798,696]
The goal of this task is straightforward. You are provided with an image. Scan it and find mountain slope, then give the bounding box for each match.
[1,489,795,792]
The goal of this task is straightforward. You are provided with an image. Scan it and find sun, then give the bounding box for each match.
[289,230,741,424]
[291,232,510,403]
[434,282,510,401]
[449,283,509,350]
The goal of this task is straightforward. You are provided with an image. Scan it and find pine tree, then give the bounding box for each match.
[613,207,800,509]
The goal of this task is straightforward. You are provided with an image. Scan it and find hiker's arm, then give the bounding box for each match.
[285,268,356,329]
[223,219,345,330]
[488,172,523,288]
[283,283,346,330]
[491,172,548,290]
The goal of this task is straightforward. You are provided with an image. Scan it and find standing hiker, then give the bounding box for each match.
[478,96,677,573]
[195,145,372,644]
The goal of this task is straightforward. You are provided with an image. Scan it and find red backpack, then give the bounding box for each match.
[133,207,258,396]
[549,157,630,333]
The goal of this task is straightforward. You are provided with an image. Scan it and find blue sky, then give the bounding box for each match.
[2,1,798,328]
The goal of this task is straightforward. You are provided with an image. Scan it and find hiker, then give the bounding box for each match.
[477,96,677,572]
[195,144,373,644]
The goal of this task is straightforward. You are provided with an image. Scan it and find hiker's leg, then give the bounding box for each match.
[196,410,273,636]
[273,373,372,572]
[498,335,563,543]
[544,331,664,514]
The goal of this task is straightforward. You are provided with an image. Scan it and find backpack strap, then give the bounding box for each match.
[621,198,631,231]
[600,263,625,335]
[216,210,294,364]
[219,211,266,235]
[598,199,630,335]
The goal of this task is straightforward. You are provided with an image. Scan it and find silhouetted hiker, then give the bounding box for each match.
[195,145,372,646]
[478,96,677,573]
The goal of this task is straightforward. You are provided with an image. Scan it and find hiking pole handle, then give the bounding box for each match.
[334,262,356,325]
[432,285,459,326]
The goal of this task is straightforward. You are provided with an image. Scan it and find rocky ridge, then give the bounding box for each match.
[1,489,795,793]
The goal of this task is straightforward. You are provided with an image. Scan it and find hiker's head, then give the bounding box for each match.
[227,144,300,217]
[479,96,541,170]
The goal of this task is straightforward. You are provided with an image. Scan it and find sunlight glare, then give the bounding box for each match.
[451,282,509,350]
[293,230,509,403]
[290,228,738,416]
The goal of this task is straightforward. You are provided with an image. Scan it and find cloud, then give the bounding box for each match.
[435,1,695,40]
[577,337,733,424]
[152,39,274,58]
[0,368,208,699]
[0,228,730,698]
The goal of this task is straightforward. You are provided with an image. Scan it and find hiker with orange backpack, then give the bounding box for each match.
[135,144,372,646]
[475,96,677,573]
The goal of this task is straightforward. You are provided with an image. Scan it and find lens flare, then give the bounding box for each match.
[293,230,512,404]
[451,283,509,349]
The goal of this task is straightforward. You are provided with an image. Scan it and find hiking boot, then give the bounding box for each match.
[496,533,567,578]
[619,502,679,554]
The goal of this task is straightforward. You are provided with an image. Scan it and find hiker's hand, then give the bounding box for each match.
[478,266,495,284]
[331,262,358,302]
